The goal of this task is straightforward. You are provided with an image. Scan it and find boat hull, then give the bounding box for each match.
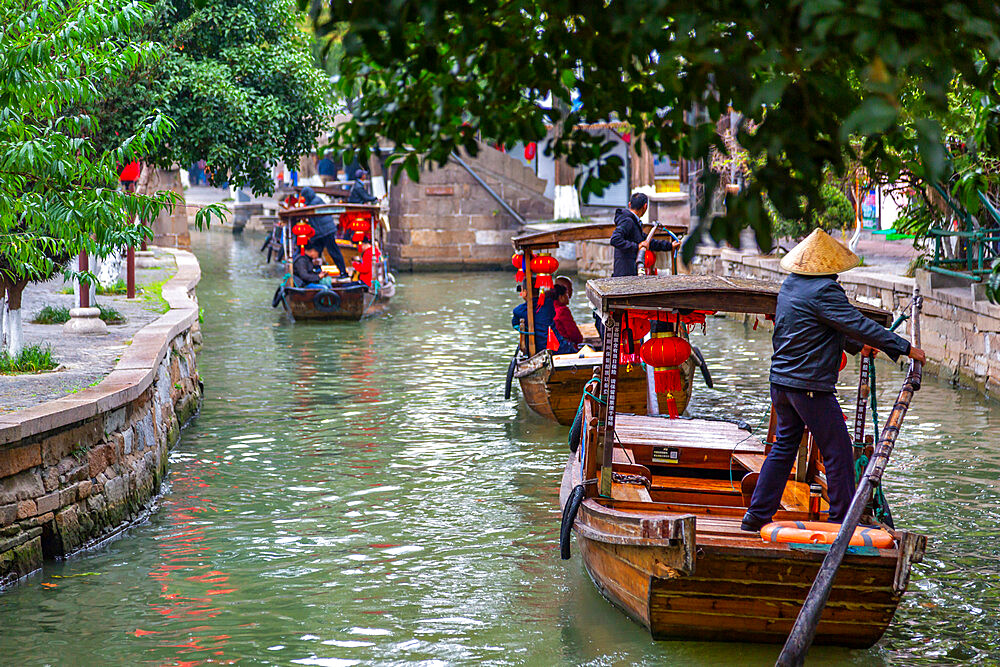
[283,283,392,321]
[560,457,919,648]
[516,351,695,425]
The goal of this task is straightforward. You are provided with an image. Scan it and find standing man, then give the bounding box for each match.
[298,186,348,278]
[347,169,378,204]
[609,192,680,277]
[741,229,926,532]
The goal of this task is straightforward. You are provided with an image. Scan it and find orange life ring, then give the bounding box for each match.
[760,521,895,549]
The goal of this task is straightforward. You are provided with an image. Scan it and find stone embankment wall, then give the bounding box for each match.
[689,247,1000,399]
[388,145,553,271]
[0,250,203,587]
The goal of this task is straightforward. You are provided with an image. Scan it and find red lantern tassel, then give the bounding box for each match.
[547,327,560,352]
[666,395,679,419]
[654,368,683,393]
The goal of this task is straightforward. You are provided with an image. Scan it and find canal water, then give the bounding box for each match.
[0,230,997,666]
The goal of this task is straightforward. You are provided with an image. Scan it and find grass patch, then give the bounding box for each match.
[34,305,71,324]
[97,304,127,324]
[58,285,74,295]
[141,278,170,314]
[97,278,128,295]
[0,344,58,375]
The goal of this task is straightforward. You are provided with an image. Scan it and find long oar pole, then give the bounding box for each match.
[776,289,922,667]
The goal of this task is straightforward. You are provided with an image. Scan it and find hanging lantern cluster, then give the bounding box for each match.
[341,211,372,240]
[640,332,692,418]
[530,253,559,290]
[619,312,651,367]
[291,221,315,249]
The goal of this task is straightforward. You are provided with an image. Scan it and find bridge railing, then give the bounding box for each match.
[927,227,1000,282]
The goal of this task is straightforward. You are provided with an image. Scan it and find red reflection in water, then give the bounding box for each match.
[138,457,237,667]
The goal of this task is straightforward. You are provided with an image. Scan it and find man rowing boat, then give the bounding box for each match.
[741,229,926,532]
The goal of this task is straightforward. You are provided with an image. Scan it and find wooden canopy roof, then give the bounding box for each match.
[586,274,892,325]
[512,221,688,251]
[277,202,381,221]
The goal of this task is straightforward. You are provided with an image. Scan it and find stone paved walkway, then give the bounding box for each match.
[0,250,177,414]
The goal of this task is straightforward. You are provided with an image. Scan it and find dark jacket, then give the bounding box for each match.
[609,208,672,277]
[347,179,377,204]
[770,274,911,392]
[512,297,572,353]
[293,254,323,286]
[300,186,337,237]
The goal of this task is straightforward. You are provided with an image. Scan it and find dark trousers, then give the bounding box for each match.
[745,385,856,524]
[314,233,347,276]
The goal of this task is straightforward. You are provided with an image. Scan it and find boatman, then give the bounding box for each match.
[741,229,925,533]
[609,192,681,277]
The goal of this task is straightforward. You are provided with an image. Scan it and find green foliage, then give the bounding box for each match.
[100,0,334,195]
[0,0,179,289]
[97,278,128,295]
[770,183,856,242]
[305,1,1000,257]
[988,260,1000,305]
[141,277,170,313]
[34,305,71,325]
[96,304,127,324]
[0,344,57,375]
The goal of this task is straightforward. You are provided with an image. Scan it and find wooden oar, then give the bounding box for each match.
[776,289,923,666]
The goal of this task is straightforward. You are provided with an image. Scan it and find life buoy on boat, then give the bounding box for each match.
[313,289,341,312]
[760,521,894,549]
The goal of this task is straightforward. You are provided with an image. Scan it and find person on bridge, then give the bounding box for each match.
[741,229,926,533]
[299,186,348,278]
[551,279,583,347]
[609,192,681,277]
[347,169,378,204]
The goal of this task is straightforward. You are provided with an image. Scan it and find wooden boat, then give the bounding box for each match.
[559,275,927,647]
[509,221,703,425]
[272,202,395,321]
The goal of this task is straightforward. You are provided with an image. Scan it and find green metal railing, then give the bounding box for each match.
[927,227,1000,281]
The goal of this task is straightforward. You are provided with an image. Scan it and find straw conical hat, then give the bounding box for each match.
[779,228,859,275]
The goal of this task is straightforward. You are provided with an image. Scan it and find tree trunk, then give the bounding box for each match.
[4,280,26,357]
[0,281,7,354]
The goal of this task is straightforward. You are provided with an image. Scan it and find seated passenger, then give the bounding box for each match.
[293,240,333,288]
[551,280,584,346]
[511,287,576,354]
[351,236,381,287]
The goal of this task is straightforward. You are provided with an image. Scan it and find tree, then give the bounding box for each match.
[98,0,334,195]
[0,0,220,356]
[304,0,1000,257]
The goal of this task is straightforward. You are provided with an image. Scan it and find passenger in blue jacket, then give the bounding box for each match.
[512,287,575,355]
[742,229,925,532]
[609,192,680,277]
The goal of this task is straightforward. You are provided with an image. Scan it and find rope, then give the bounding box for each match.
[569,378,603,449]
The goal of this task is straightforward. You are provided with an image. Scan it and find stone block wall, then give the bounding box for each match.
[689,247,1000,399]
[388,145,553,271]
[0,249,203,588]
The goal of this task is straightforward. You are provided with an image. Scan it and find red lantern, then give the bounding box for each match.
[512,253,524,270]
[640,332,692,418]
[515,269,525,283]
[643,249,657,275]
[524,142,537,161]
[530,253,559,291]
[119,161,140,182]
[839,351,848,372]
[352,231,366,243]
[291,221,315,249]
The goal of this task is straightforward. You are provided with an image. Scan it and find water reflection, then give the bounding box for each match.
[0,230,996,665]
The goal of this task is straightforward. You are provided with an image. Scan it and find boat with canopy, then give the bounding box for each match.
[559,274,927,647]
[271,202,394,321]
[507,221,710,426]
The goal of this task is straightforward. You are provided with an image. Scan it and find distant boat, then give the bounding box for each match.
[507,221,701,428]
[271,202,394,321]
[560,274,926,647]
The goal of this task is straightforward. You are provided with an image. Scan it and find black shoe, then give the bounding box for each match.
[740,514,767,533]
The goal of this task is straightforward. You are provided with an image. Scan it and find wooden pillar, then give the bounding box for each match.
[522,249,535,356]
[78,251,89,308]
[628,133,655,192]
[126,246,135,298]
[599,311,622,497]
